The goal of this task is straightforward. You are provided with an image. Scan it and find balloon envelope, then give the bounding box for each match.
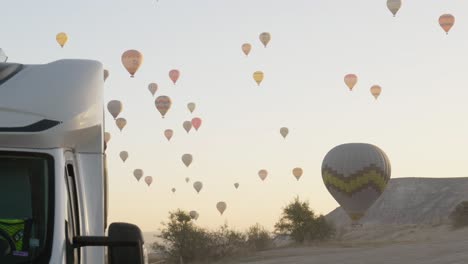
[191,118,202,131]
[56,32,68,48]
[182,154,193,167]
[387,0,402,17]
[183,121,192,133]
[104,132,111,144]
[133,169,144,181]
[119,151,128,162]
[193,181,203,193]
[370,85,382,100]
[145,176,153,186]
[148,83,158,96]
[253,71,264,86]
[121,50,143,77]
[242,43,252,56]
[216,202,227,215]
[155,96,172,118]
[164,129,173,141]
[234,183,239,189]
[292,168,303,180]
[169,69,180,84]
[115,118,127,131]
[107,100,123,119]
[104,69,110,82]
[189,211,199,220]
[258,170,268,181]
[280,127,289,138]
[185,177,190,183]
[171,188,176,193]
[187,102,196,113]
[344,74,358,91]
[259,32,271,47]
[439,14,455,34]
[321,143,391,222]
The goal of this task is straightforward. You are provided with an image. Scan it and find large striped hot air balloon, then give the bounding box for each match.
[321,143,391,223]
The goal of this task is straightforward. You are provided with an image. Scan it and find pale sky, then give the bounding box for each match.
[2,0,468,232]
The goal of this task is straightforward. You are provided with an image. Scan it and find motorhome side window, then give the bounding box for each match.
[65,163,80,263]
[0,152,53,262]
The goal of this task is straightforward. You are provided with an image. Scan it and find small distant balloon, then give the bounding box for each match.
[119,151,128,162]
[241,43,252,56]
[280,127,289,139]
[344,74,358,91]
[107,100,123,119]
[148,83,158,96]
[115,117,127,132]
[121,50,143,77]
[439,14,455,35]
[292,168,303,181]
[134,169,143,181]
[191,118,202,131]
[387,0,402,17]
[187,102,196,113]
[145,176,153,186]
[171,188,176,193]
[164,129,174,141]
[104,69,110,82]
[104,132,111,144]
[169,69,180,84]
[258,170,268,181]
[259,32,271,47]
[182,154,193,167]
[189,211,199,220]
[253,71,264,86]
[56,32,68,48]
[193,181,203,193]
[183,121,192,133]
[185,177,190,183]
[216,201,227,215]
[155,96,172,118]
[370,85,382,100]
[234,183,239,189]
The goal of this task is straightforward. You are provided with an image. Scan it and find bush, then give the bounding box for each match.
[274,197,335,243]
[246,223,273,251]
[450,201,468,229]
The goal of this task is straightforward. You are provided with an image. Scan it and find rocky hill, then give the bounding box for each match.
[326,177,468,228]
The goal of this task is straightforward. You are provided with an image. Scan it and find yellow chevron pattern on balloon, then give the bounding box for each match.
[322,168,388,195]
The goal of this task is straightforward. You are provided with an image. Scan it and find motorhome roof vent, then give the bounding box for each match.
[0,63,23,85]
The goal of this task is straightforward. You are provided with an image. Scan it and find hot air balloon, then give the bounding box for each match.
[344,74,358,91]
[183,121,192,133]
[145,176,153,186]
[253,71,264,86]
[241,43,252,56]
[104,69,110,82]
[280,127,289,139]
[387,0,402,17]
[259,32,271,47]
[155,96,172,118]
[107,100,123,119]
[193,181,203,193]
[234,183,239,189]
[104,132,111,144]
[120,151,128,162]
[439,14,455,35]
[191,118,202,131]
[182,154,193,167]
[169,69,180,84]
[258,170,268,181]
[115,117,127,132]
[187,102,196,113]
[321,143,391,223]
[56,32,68,48]
[171,188,176,193]
[121,50,143,77]
[216,202,227,215]
[134,169,143,182]
[164,129,174,141]
[370,85,382,100]
[292,168,303,181]
[148,83,158,96]
[185,177,190,183]
[189,211,199,220]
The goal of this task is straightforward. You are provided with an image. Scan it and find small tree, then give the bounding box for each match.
[450,201,468,229]
[274,197,335,243]
[246,223,272,251]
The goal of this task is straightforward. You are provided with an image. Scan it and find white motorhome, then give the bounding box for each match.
[0,60,146,263]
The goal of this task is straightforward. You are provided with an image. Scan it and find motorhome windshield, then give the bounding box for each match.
[0,152,53,264]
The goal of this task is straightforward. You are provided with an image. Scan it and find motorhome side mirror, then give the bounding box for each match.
[107,222,145,264]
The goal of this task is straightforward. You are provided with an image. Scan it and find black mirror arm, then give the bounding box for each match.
[73,236,141,248]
